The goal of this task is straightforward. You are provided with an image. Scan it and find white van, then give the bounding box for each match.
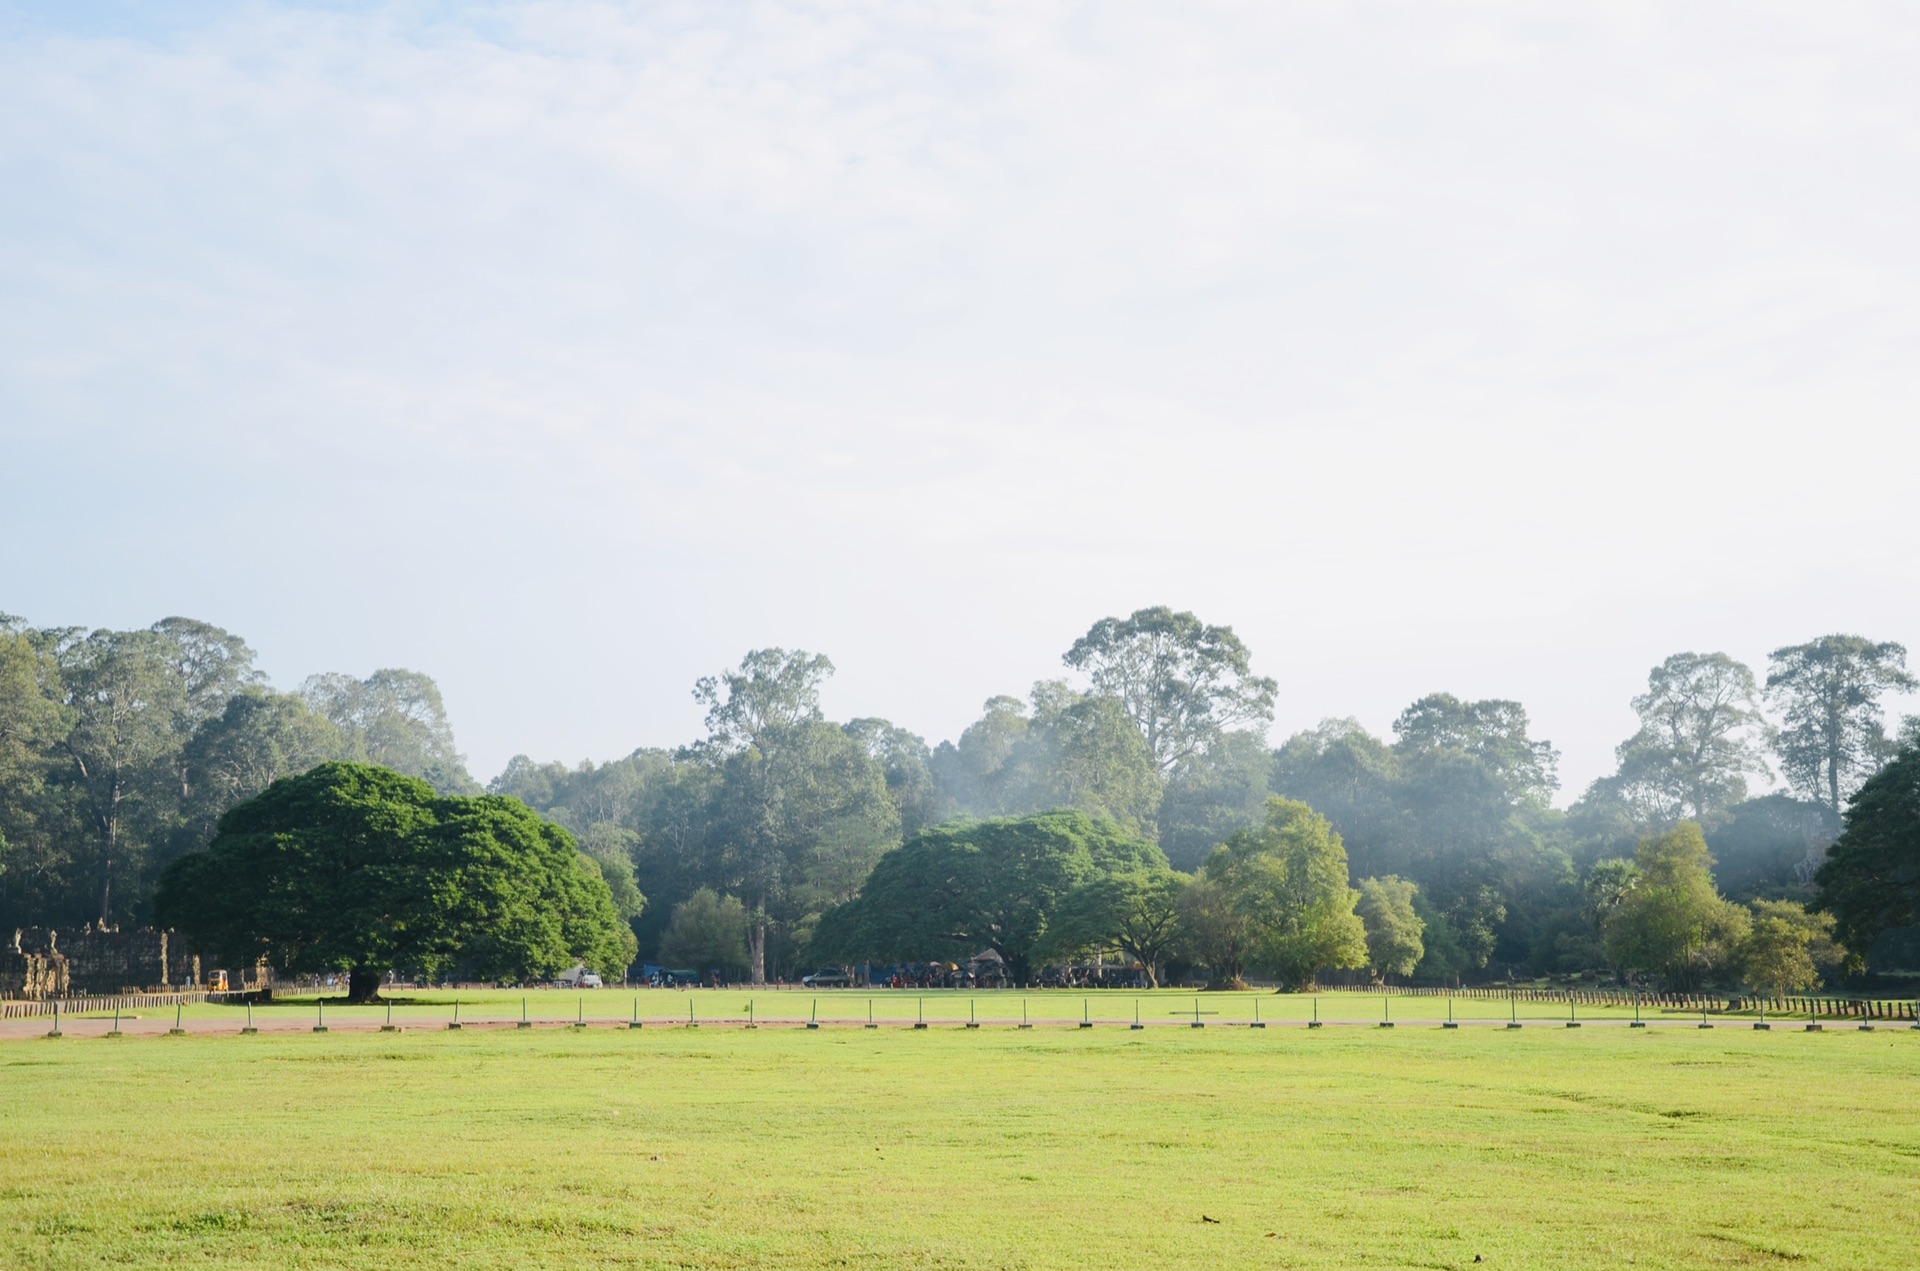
[556,965,604,988]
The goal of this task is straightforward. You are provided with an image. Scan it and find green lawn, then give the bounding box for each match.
[3,1013,1915,1269]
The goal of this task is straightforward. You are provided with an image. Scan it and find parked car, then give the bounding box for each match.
[801,967,852,987]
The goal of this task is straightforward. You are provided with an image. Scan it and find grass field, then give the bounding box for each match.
[4,997,1917,1270]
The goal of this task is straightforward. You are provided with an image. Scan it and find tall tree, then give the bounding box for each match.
[171,691,361,863]
[1814,746,1920,966]
[302,668,477,793]
[1393,694,1559,807]
[52,628,188,925]
[1611,652,1772,823]
[1204,797,1368,990]
[149,617,263,733]
[1766,636,1916,813]
[692,650,898,983]
[1063,607,1276,774]
[844,718,942,837]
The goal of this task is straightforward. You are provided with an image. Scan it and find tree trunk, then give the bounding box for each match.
[347,969,384,1004]
[1004,951,1030,987]
[749,917,767,986]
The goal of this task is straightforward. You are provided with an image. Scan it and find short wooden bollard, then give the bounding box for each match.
[1754,1004,1769,1031]
[1308,997,1323,1029]
[806,999,820,1030]
[448,1001,463,1031]
[1132,1000,1145,1031]
[518,997,532,1029]
[241,1002,258,1035]
[1379,997,1393,1029]
[747,1000,758,1030]
[1630,995,1645,1028]
[1192,997,1206,1029]
[1698,1004,1713,1030]
[913,998,928,1030]
[1081,999,1095,1029]
[865,1000,877,1030]
[573,1000,587,1030]
[1018,999,1032,1030]
[1566,994,1580,1029]
[312,1002,328,1034]
[1443,998,1457,1029]
[687,1000,698,1029]
[108,1006,124,1038]
[169,1003,188,1036]
[45,1000,62,1039]
[966,999,980,1029]
[381,1002,400,1033]
[1249,998,1264,1030]
[629,998,642,1030]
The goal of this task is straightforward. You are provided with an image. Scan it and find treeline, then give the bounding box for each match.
[3,608,1916,990]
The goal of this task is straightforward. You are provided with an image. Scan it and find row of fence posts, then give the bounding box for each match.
[33,991,1920,1036]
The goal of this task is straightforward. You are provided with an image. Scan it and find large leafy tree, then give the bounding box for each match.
[656,887,751,977]
[1355,875,1425,981]
[1204,798,1368,990]
[170,690,362,865]
[1741,899,1840,997]
[1044,867,1187,987]
[1611,652,1772,823]
[1062,607,1276,774]
[819,810,1164,984]
[1602,822,1749,988]
[1766,636,1916,813]
[155,762,633,1002]
[0,623,68,890]
[1814,747,1920,965]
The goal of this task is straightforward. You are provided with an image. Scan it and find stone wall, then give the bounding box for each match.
[0,926,205,999]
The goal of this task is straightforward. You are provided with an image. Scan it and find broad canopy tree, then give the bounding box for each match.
[1611,652,1772,823]
[155,762,634,1002]
[817,809,1165,985]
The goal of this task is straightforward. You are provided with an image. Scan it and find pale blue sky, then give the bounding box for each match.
[4,1,1917,796]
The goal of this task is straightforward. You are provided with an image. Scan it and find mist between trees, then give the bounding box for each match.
[3,608,1917,992]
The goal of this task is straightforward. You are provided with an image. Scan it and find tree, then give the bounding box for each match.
[1767,636,1916,813]
[1741,899,1840,998]
[844,718,942,837]
[170,690,362,865]
[691,650,899,983]
[0,623,67,891]
[1045,868,1187,986]
[155,762,632,1002]
[1019,683,1162,834]
[656,888,750,977]
[1063,607,1276,774]
[1814,747,1920,965]
[1175,872,1253,986]
[1205,798,1368,990]
[1355,875,1425,981]
[1157,729,1274,871]
[1393,694,1558,807]
[822,810,1164,985]
[301,669,477,793]
[1602,822,1750,988]
[1611,653,1772,823]
[150,617,263,733]
[52,628,188,925]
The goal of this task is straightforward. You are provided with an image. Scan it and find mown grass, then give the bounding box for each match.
[3,1020,1916,1269]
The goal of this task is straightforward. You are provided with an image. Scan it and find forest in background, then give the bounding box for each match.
[2,607,1915,986]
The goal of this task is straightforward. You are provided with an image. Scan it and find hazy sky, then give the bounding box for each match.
[4,1,1917,798]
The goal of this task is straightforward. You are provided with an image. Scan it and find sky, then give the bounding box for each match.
[3,1,1918,799]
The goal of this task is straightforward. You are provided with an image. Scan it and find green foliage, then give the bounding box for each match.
[1355,875,1424,980]
[1601,822,1750,988]
[1610,652,1772,823]
[1044,867,1187,986]
[656,887,750,976]
[1740,898,1841,997]
[821,810,1166,983]
[1205,798,1367,991]
[155,762,633,1000]
[1766,635,1915,813]
[300,669,478,794]
[1815,747,1920,966]
[1063,606,1276,774]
